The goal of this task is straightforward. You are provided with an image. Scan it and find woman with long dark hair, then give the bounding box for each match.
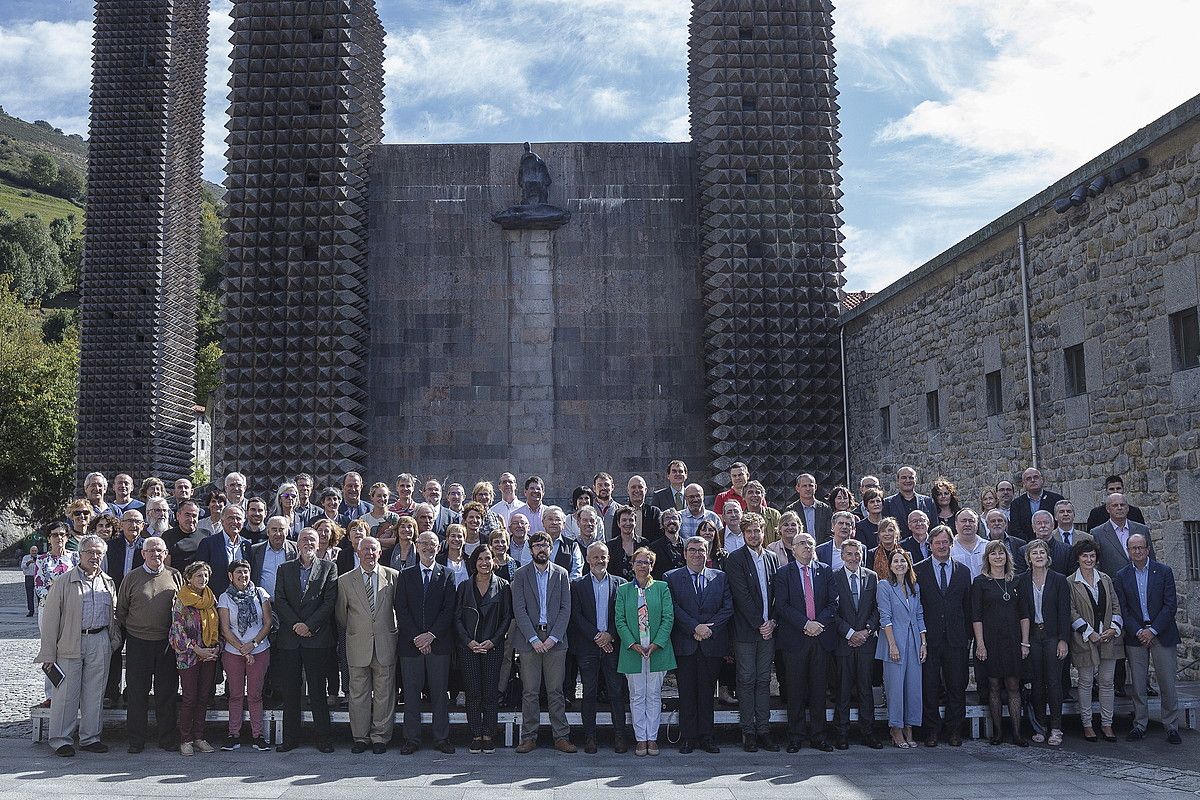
[455,546,512,754]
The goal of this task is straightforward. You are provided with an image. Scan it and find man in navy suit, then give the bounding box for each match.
[900,510,934,565]
[1115,534,1181,744]
[394,531,458,754]
[569,541,628,754]
[831,539,883,750]
[913,525,971,746]
[773,531,837,752]
[194,504,252,596]
[1008,467,1065,543]
[883,466,936,539]
[666,536,733,754]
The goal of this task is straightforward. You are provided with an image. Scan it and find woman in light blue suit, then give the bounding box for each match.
[876,549,927,748]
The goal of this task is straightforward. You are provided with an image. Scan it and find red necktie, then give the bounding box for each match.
[803,565,816,620]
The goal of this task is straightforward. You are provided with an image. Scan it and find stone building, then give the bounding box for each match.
[842,92,1200,665]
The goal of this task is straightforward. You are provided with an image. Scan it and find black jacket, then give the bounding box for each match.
[1017,569,1071,643]
[394,561,457,657]
[568,572,626,654]
[272,558,339,649]
[723,546,779,642]
[454,575,512,650]
[914,557,972,648]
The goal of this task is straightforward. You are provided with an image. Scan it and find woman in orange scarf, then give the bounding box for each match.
[170,561,221,756]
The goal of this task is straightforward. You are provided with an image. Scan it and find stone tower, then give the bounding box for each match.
[218,0,386,488]
[78,0,208,484]
[689,0,846,496]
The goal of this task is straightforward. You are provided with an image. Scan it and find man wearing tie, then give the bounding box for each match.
[832,539,883,750]
[569,541,628,754]
[913,526,971,746]
[666,536,733,754]
[650,460,689,512]
[901,511,933,564]
[335,536,399,754]
[773,531,836,753]
[395,531,458,755]
[1052,500,1092,549]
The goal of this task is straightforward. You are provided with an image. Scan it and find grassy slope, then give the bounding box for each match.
[0,112,87,230]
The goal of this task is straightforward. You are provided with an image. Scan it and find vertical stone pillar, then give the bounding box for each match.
[504,229,556,477]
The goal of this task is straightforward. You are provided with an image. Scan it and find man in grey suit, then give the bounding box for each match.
[1092,493,1154,579]
[512,531,576,753]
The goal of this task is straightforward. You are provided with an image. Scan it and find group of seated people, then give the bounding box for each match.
[31,461,1182,759]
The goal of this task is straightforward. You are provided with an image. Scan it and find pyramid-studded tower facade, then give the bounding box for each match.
[689,0,847,495]
[216,0,386,487]
[78,0,208,484]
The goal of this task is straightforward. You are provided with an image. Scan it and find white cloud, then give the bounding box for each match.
[0,19,92,134]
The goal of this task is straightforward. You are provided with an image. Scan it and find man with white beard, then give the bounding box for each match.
[145,497,171,536]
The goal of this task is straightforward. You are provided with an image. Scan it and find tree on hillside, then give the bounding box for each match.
[0,240,32,296]
[26,152,58,191]
[52,165,85,200]
[1,215,66,299]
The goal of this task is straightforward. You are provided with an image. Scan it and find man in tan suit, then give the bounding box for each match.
[335,536,399,753]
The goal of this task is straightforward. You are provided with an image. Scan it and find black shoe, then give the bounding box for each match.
[351,740,368,754]
[679,739,694,754]
[54,744,75,757]
[812,738,834,752]
[758,736,780,752]
[742,734,758,753]
[834,738,849,751]
[948,734,963,746]
[786,739,801,753]
[160,741,178,752]
[701,738,720,754]
[1168,729,1182,745]
[400,740,418,755]
[79,741,108,753]
[221,735,240,751]
[127,743,144,754]
[435,740,455,754]
[371,742,387,755]
[989,734,1003,746]
[276,741,298,753]
[317,740,335,753]
[252,736,270,752]
[26,611,33,617]
[470,737,484,754]
[584,737,598,754]
[1013,735,1029,747]
[865,736,884,750]
[1125,727,1145,742]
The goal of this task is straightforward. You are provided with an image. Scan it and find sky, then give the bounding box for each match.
[1,0,1197,292]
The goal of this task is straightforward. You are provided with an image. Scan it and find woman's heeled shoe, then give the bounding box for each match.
[1083,728,1098,742]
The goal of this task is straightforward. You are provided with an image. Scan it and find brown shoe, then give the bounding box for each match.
[613,736,628,754]
[647,741,660,755]
[516,739,537,754]
[554,738,577,753]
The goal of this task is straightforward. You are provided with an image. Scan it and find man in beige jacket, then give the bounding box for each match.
[35,535,121,756]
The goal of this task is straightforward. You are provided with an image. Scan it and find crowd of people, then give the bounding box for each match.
[28,461,1183,758]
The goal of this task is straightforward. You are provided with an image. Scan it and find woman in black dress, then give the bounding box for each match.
[971,539,1030,746]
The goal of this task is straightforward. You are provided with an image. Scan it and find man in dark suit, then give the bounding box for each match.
[107,510,146,588]
[394,531,458,754]
[1008,467,1065,543]
[831,539,882,749]
[913,525,971,746]
[649,509,687,579]
[900,510,934,565]
[194,505,252,596]
[649,459,689,512]
[569,541,628,754]
[666,535,733,754]
[815,512,856,573]
[272,528,339,752]
[625,476,662,541]
[773,531,837,752]
[1115,534,1181,744]
[1085,475,1145,532]
[883,466,936,539]
[783,473,833,544]
[723,513,779,752]
[1019,510,1074,575]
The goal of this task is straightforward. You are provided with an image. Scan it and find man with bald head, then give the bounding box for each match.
[625,475,662,541]
[1008,467,1065,542]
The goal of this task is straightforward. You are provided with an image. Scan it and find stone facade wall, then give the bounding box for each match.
[365,142,710,501]
[842,99,1200,669]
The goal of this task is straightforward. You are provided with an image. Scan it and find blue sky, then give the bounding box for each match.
[1,0,1196,291]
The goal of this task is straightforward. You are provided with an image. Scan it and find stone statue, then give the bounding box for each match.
[492,142,571,230]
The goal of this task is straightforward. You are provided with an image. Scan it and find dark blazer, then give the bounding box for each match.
[432,506,461,537]
[832,567,880,654]
[913,557,972,648]
[1115,560,1180,647]
[335,544,358,578]
[632,504,662,541]
[106,536,145,588]
[1092,520,1155,580]
[1008,491,1066,542]
[568,572,627,654]
[882,493,937,538]
[1086,503,1144,532]
[724,546,779,642]
[550,534,582,577]
[1016,569,1071,643]
[854,518,880,551]
[772,559,838,652]
[900,536,932,565]
[272,557,339,649]
[195,531,252,595]
[394,561,458,657]
[605,535,647,582]
[1018,537,1073,576]
[249,539,298,587]
[814,540,840,570]
[665,566,733,657]
[650,486,685,513]
[648,535,686,579]
[783,499,833,543]
[454,575,512,649]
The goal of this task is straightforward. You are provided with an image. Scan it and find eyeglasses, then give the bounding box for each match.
[685,547,707,554]
[72,511,91,517]
[281,493,297,499]
[530,543,550,549]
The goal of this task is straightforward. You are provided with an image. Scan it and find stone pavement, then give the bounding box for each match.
[3,566,1199,800]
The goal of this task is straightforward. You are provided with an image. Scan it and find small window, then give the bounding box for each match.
[745,170,759,185]
[1170,307,1200,371]
[1185,522,1200,581]
[926,390,941,430]
[741,96,757,112]
[1064,344,1087,396]
[880,405,891,444]
[985,370,1003,416]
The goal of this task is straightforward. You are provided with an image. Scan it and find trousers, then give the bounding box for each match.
[626,660,665,742]
[48,630,111,750]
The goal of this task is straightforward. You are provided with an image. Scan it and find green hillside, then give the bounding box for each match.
[0,181,81,225]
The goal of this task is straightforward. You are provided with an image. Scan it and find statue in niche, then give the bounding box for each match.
[492,142,571,230]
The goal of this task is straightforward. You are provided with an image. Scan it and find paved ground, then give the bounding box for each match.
[3,567,1198,799]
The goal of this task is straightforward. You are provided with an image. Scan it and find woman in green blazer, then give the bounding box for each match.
[615,546,676,756]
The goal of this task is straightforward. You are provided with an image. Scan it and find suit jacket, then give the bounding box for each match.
[614,579,676,673]
[772,559,837,652]
[1053,527,1094,550]
[336,544,359,577]
[814,540,841,571]
[550,534,583,580]
[106,536,145,588]
[882,493,937,538]
[249,540,298,588]
[394,561,458,657]
[913,557,972,648]
[455,575,512,650]
[665,566,733,657]
[335,565,399,667]
[194,531,252,595]
[650,486,685,513]
[875,580,927,660]
[1016,569,1071,642]
[832,566,879,654]
[1091,520,1154,580]
[724,546,779,642]
[1115,560,1180,647]
[648,535,686,579]
[272,557,339,649]
[630,503,662,541]
[1086,503,1144,532]
[511,561,572,653]
[1018,537,1074,576]
[568,572,626,654]
[432,506,462,537]
[783,499,833,543]
[900,535,932,565]
[1008,491,1066,542]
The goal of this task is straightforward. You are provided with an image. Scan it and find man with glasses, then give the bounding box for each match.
[680,484,719,540]
[649,508,687,579]
[569,541,628,754]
